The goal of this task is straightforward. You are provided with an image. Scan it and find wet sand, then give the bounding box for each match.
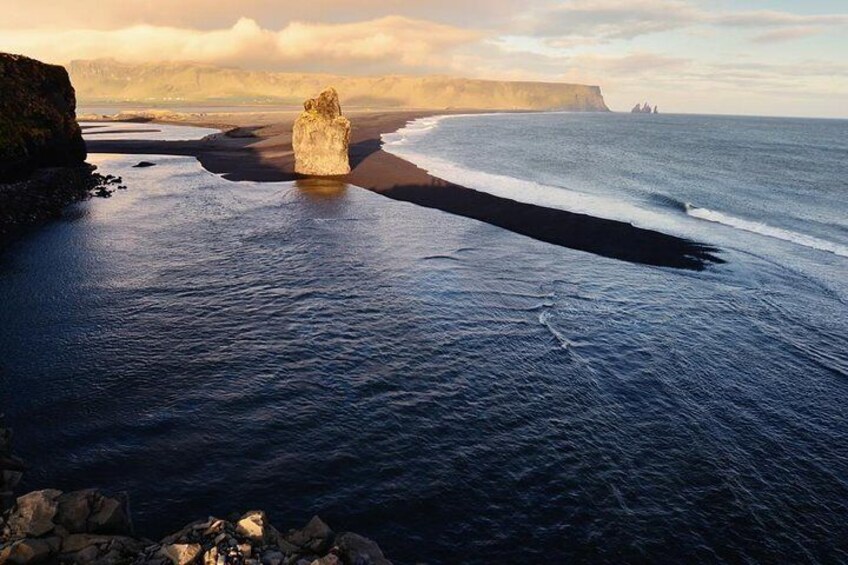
[85,111,722,270]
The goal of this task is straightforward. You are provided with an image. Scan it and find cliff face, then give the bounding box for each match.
[0,53,86,182]
[68,59,610,112]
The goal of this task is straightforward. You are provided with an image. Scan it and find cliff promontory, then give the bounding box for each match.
[68,59,610,112]
[0,53,86,181]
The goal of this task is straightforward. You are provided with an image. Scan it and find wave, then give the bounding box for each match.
[685,205,848,258]
[382,118,693,235]
[383,115,848,260]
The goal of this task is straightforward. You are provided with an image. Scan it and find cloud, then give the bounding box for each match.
[714,11,848,28]
[0,16,483,71]
[0,0,527,30]
[518,0,700,40]
[751,27,824,44]
[516,0,848,44]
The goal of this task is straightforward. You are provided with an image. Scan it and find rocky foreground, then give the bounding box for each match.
[0,422,390,565]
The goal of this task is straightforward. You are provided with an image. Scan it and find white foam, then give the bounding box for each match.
[382,116,692,234]
[685,205,848,258]
[383,114,848,260]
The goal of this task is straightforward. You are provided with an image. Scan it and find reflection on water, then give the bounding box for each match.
[295,178,350,199]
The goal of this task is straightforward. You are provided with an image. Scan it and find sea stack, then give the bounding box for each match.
[0,53,86,181]
[631,102,656,114]
[292,87,351,176]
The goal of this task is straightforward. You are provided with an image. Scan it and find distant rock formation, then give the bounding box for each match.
[68,59,611,112]
[0,53,86,182]
[293,88,351,176]
[631,102,658,114]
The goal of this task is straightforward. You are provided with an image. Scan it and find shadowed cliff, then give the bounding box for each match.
[0,53,86,182]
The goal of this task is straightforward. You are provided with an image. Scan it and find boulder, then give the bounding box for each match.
[56,489,96,533]
[310,555,340,565]
[57,533,144,562]
[159,543,203,565]
[334,533,390,565]
[260,549,285,565]
[61,534,113,553]
[286,516,334,555]
[0,53,87,182]
[87,492,132,535]
[292,88,351,176]
[6,489,61,538]
[53,489,133,535]
[235,510,267,543]
[1,537,60,564]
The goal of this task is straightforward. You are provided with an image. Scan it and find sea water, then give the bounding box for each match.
[1,119,847,563]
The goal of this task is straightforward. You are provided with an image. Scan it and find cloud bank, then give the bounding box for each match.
[0,0,845,116]
[0,16,482,72]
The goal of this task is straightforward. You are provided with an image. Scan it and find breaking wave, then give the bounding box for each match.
[686,204,848,258]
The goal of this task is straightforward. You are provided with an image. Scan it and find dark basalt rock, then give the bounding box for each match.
[0,53,113,248]
[133,161,156,168]
[0,53,86,182]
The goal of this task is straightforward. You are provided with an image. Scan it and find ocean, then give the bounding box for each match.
[2,115,847,563]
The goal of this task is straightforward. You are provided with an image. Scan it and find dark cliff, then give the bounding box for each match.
[0,53,86,182]
[0,53,118,247]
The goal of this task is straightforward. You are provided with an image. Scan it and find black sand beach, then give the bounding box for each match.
[85,111,722,270]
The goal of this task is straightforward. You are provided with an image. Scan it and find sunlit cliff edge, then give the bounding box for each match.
[68,59,609,111]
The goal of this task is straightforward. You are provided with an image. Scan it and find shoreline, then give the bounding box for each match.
[84,110,723,270]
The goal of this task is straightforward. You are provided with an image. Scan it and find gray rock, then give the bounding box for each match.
[286,516,334,555]
[87,492,132,535]
[2,537,59,563]
[57,489,96,533]
[73,544,102,563]
[53,489,133,536]
[107,535,147,555]
[309,555,340,565]
[260,549,284,565]
[61,533,112,553]
[6,489,61,538]
[334,532,391,565]
[92,548,127,564]
[159,543,203,565]
[160,518,211,545]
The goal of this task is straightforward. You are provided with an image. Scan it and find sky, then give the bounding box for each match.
[1,0,846,117]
